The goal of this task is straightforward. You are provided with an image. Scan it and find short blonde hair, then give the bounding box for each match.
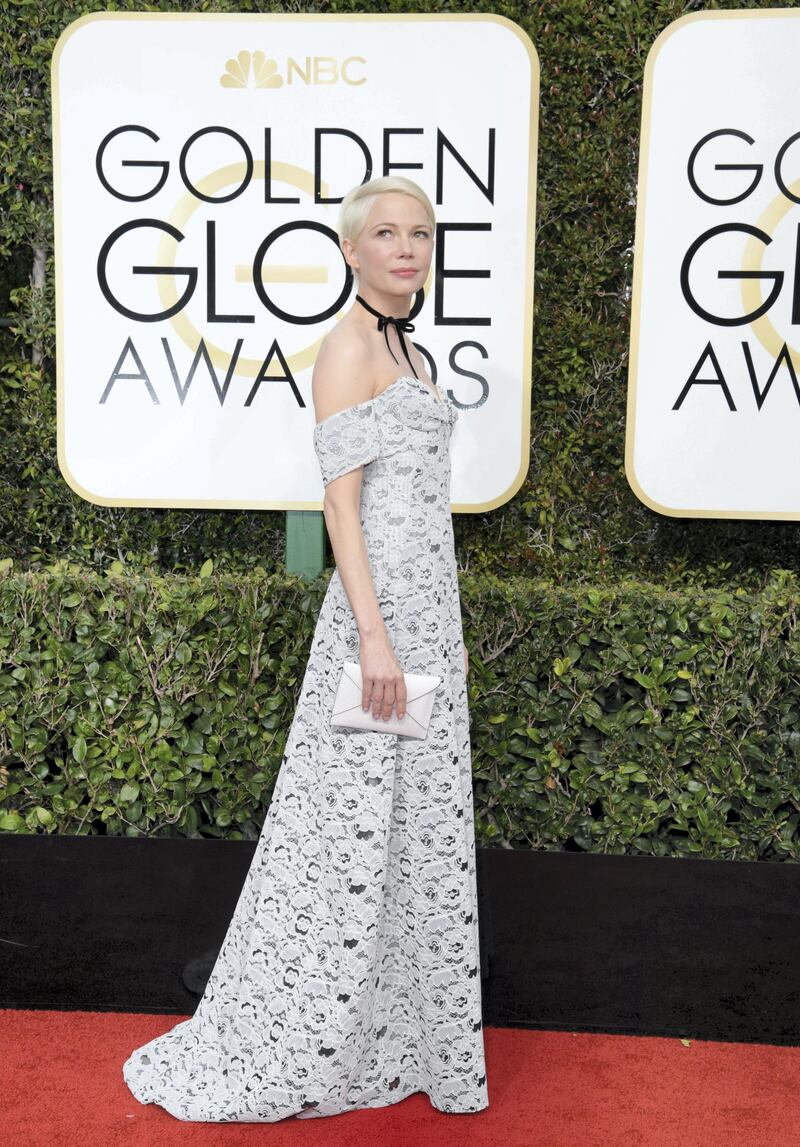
[337,177,436,263]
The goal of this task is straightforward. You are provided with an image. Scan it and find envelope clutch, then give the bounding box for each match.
[331,661,441,739]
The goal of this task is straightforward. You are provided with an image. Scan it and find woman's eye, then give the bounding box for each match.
[377,229,429,237]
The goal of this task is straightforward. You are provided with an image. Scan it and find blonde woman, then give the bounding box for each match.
[123,176,488,1122]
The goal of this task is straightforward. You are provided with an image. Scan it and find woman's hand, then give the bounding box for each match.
[463,645,469,675]
[360,631,408,720]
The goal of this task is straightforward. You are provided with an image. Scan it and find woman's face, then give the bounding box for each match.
[344,192,434,296]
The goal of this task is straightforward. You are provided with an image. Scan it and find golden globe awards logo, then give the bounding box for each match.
[627,9,800,520]
[673,127,800,415]
[52,12,538,511]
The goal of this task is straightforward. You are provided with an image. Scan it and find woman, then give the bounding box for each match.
[122,175,489,1122]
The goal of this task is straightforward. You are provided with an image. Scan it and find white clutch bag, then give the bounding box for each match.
[331,661,442,739]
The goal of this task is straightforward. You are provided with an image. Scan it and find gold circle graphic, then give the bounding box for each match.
[741,177,800,369]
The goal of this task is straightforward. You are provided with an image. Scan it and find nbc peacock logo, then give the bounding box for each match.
[220,51,283,89]
[219,51,367,89]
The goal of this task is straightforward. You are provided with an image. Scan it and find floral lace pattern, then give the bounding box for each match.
[122,375,489,1122]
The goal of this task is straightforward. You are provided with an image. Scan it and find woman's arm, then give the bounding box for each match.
[313,340,408,722]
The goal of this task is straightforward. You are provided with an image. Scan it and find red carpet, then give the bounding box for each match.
[2,1009,799,1146]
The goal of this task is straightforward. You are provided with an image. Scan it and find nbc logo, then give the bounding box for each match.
[219,50,366,89]
[220,51,283,88]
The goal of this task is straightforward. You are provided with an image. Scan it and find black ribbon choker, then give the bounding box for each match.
[355,293,419,379]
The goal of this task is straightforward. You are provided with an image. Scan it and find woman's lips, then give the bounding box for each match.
[391,269,417,277]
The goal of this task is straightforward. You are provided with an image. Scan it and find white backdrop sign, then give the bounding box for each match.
[52,12,538,511]
[627,9,800,520]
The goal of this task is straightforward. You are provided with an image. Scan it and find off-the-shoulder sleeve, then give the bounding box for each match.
[313,401,381,488]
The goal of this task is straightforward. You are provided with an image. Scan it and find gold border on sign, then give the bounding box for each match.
[625,7,800,521]
[51,11,540,512]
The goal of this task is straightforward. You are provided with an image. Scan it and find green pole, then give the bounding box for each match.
[286,510,325,577]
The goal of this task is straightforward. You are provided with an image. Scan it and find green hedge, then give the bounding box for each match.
[1,566,798,859]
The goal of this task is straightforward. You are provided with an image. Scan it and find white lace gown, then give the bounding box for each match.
[122,374,489,1122]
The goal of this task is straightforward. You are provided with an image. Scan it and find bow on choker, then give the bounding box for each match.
[355,293,419,379]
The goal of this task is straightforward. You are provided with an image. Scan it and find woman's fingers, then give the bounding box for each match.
[363,677,389,720]
[377,682,393,721]
[395,674,407,719]
[381,673,407,720]
[361,673,407,721]
[359,644,408,722]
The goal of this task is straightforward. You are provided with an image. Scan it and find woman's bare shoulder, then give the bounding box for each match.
[312,323,375,424]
